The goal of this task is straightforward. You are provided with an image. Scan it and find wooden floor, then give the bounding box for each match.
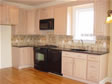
[0,68,85,84]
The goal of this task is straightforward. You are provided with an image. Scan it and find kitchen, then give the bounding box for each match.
[0,0,112,84]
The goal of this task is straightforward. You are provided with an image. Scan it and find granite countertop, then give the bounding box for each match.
[12,45,109,55]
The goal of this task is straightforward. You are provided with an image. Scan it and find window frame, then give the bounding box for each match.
[70,3,95,42]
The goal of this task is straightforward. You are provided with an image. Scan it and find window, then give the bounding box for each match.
[67,4,95,41]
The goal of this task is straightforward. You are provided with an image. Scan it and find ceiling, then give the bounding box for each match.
[2,0,57,6]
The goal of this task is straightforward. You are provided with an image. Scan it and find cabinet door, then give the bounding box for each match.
[0,4,19,25]
[62,57,73,76]
[94,0,109,36]
[73,59,87,79]
[54,6,67,35]
[20,48,34,67]
[47,7,54,18]
[0,4,2,24]
[9,6,19,25]
[40,7,54,19]
[14,8,27,34]
[87,61,99,82]
[1,4,9,24]
[27,9,36,34]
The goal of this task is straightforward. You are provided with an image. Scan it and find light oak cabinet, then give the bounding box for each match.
[0,4,2,23]
[12,47,34,69]
[62,57,73,76]
[62,51,87,80]
[87,55,108,82]
[14,9,40,35]
[54,6,67,35]
[27,9,39,34]
[8,5,19,25]
[39,7,54,19]
[94,0,109,36]
[62,51,108,83]
[13,8,27,35]
[87,61,99,82]
[0,4,19,25]
[73,59,87,79]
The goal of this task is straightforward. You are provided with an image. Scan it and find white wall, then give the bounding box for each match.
[0,25,12,69]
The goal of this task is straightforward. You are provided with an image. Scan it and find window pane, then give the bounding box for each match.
[73,4,94,40]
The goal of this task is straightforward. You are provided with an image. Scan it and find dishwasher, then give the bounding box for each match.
[48,49,62,75]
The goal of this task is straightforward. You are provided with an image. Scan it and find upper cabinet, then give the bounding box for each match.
[0,4,19,25]
[27,9,40,34]
[39,7,54,19]
[94,0,109,36]
[14,9,40,35]
[54,6,67,35]
[8,5,19,25]
[13,8,27,35]
[39,6,67,35]
[0,4,2,24]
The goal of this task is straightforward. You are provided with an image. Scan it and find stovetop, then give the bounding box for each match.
[39,45,58,48]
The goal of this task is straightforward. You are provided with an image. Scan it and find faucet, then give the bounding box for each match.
[80,40,84,49]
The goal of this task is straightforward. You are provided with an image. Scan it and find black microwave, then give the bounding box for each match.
[40,19,54,30]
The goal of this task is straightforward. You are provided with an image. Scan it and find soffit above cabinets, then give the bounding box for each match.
[2,0,56,6]
[0,0,78,9]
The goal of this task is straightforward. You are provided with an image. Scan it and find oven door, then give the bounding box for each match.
[34,47,48,72]
[34,48,48,65]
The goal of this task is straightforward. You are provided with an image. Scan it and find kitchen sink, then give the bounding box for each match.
[70,49,87,52]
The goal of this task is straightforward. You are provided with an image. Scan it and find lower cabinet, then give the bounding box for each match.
[62,51,108,83]
[12,47,34,69]
[62,57,73,76]
[87,61,99,82]
[73,59,87,80]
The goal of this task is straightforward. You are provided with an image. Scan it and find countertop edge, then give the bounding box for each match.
[12,46,109,55]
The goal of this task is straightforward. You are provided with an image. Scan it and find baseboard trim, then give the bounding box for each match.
[18,65,34,69]
[63,75,98,84]
[63,75,111,84]
[100,77,112,84]
[0,66,12,69]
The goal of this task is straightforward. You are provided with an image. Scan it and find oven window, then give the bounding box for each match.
[36,53,45,61]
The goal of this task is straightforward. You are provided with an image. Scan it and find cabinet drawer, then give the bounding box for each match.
[87,61,99,82]
[87,72,99,82]
[88,61,99,70]
[62,57,73,63]
[62,51,74,57]
[88,55,100,62]
[74,53,87,60]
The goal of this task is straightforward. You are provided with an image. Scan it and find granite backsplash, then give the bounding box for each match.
[12,34,110,52]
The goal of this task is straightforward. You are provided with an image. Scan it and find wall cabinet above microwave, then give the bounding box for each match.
[39,7,54,19]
